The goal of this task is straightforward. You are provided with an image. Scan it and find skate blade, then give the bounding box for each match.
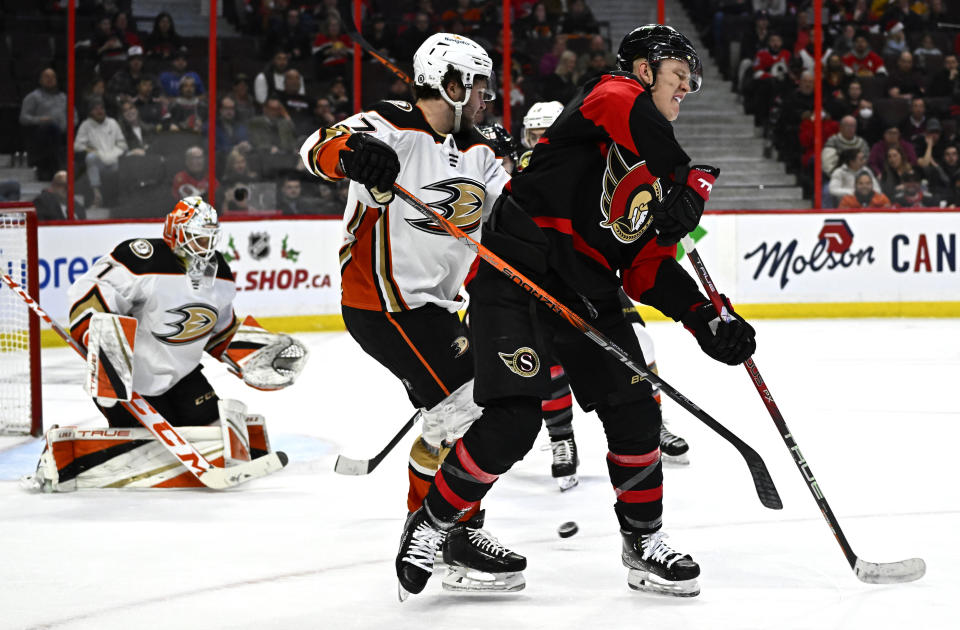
[626,569,699,597]
[661,452,690,466]
[441,568,526,593]
[398,583,411,602]
[556,474,579,491]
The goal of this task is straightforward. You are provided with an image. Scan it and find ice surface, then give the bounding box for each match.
[1,319,955,630]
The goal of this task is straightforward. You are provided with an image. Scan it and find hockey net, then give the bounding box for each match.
[0,204,42,436]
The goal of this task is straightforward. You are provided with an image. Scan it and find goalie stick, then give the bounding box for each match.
[1,273,288,490]
[334,411,420,475]
[389,183,782,511]
[679,235,925,584]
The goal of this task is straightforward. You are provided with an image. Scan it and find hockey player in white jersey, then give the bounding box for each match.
[300,33,525,597]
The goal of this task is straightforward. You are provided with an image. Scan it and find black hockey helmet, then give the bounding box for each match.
[476,122,519,166]
[616,24,702,92]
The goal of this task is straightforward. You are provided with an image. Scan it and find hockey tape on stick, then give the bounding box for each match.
[334,410,420,475]
[0,273,288,490]
[388,184,782,510]
[679,235,925,584]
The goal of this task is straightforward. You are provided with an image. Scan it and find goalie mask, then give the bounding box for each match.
[163,196,222,288]
[617,24,702,93]
[521,100,564,148]
[413,33,495,133]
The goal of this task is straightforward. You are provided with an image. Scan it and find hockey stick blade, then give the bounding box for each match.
[390,185,782,510]
[334,411,419,476]
[854,557,926,584]
[201,451,289,489]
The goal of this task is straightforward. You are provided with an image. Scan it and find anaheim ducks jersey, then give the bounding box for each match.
[300,100,510,312]
[67,238,239,397]
[509,72,705,319]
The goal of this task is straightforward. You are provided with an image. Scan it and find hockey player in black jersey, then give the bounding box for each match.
[396,25,757,597]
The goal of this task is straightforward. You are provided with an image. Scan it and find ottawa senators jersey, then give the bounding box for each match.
[300,100,510,312]
[508,72,705,319]
[67,238,239,397]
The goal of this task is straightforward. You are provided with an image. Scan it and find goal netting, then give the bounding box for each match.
[0,206,42,436]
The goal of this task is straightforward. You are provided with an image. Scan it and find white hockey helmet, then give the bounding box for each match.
[163,196,222,262]
[522,100,564,148]
[413,33,495,132]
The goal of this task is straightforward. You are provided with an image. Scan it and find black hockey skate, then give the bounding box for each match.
[395,506,451,601]
[441,510,527,592]
[659,422,690,466]
[621,529,700,597]
[549,435,579,491]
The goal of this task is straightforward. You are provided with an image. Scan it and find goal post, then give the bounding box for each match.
[0,203,42,437]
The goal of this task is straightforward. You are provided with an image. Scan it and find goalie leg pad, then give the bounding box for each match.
[219,399,251,465]
[85,313,138,405]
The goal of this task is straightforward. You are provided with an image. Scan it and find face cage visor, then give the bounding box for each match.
[179,223,222,262]
[469,71,497,102]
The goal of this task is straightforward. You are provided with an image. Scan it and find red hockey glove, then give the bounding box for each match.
[653,164,719,246]
[681,294,756,365]
[339,133,401,204]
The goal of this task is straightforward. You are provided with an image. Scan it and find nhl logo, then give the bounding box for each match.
[498,347,540,378]
[248,232,270,260]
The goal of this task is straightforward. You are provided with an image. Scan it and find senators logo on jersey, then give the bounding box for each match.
[498,346,540,377]
[599,145,662,244]
[153,304,219,345]
[406,178,486,235]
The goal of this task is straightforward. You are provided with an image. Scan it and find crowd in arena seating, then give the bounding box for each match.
[685,0,960,207]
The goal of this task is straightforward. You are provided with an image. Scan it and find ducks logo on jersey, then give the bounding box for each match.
[406,177,485,235]
[599,144,662,244]
[154,303,219,344]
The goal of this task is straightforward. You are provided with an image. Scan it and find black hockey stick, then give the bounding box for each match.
[679,235,925,584]
[338,1,413,84]
[390,183,782,510]
[334,411,420,475]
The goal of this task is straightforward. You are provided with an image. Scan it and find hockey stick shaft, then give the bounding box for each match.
[1,273,286,489]
[390,183,781,510]
[338,1,413,84]
[334,411,419,475]
[679,236,925,583]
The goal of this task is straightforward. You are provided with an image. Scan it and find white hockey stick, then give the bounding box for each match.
[1,273,288,489]
[334,411,420,475]
[679,235,925,584]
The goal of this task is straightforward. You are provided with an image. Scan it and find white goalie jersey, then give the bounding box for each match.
[67,238,239,397]
[300,100,510,313]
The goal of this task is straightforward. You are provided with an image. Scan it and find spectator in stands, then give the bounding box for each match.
[396,12,434,61]
[577,51,610,86]
[838,171,892,208]
[145,12,184,60]
[821,53,852,97]
[539,35,568,77]
[132,77,167,130]
[308,96,337,131]
[441,0,484,33]
[934,119,959,163]
[522,2,558,41]
[843,32,887,76]
[92,15,126,62]
[878,144,915,198]
[575,34,615,75]
[118,99,155,155]
[746,32,790,124]
[230,74,257,123]
[80,76,109,120]
[937,143,960,194]
[312,13,353,81]
[276,175,321,214]
[74,97,126,208]
[881,0,924,34]
[775,70,815,170]
[901,97,930,150]
[113,11,143,49]
[159,50,205,97]
[255,51,302,105]
[33,171,86,220]
[831,23,857,58]
[928,54,959,98]
[541,49,578,104]
[215,96,252,155]
[913,33,944,71]
[882,22,908,57]
[892,170,936,207]
[19,68,67,182]
[364,14,397,58]
[218,149,258,212]
[325,76,352,118]
[171,146,215,201]
[248,97,297,175]
[869,126,917,174]
[167,76,205,134]
[886,51,924,98]
[266,7,313,61]
[829,148,880,203]
[384,77,414,104]
[279,69,312,137]
[107,46,153,109]
[560,0,599,35]
[822,115,871,175]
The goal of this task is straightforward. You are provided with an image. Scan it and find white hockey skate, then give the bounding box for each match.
[441,510,526,593]
[621,529,700,597]
[659,422,690,466]
[549,436,579,491]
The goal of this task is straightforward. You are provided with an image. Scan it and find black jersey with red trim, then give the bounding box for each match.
[508,72,706,319]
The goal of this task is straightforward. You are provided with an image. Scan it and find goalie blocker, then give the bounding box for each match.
[28,400,276,492]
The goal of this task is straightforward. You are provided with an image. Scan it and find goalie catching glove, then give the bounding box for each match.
[221,316,309,390]
[653,164,719,246]
[681,295,756,365]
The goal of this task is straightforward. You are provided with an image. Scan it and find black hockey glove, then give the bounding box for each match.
[653,164,720,246]
[339,133,401,204]
[681,294,756,366]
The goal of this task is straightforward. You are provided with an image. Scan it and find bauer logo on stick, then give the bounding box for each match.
[498,347,540,377]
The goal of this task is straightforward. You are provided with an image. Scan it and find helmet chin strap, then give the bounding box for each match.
[440,84,473,133]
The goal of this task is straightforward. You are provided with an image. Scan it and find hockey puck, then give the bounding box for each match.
[557,521,579,538]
